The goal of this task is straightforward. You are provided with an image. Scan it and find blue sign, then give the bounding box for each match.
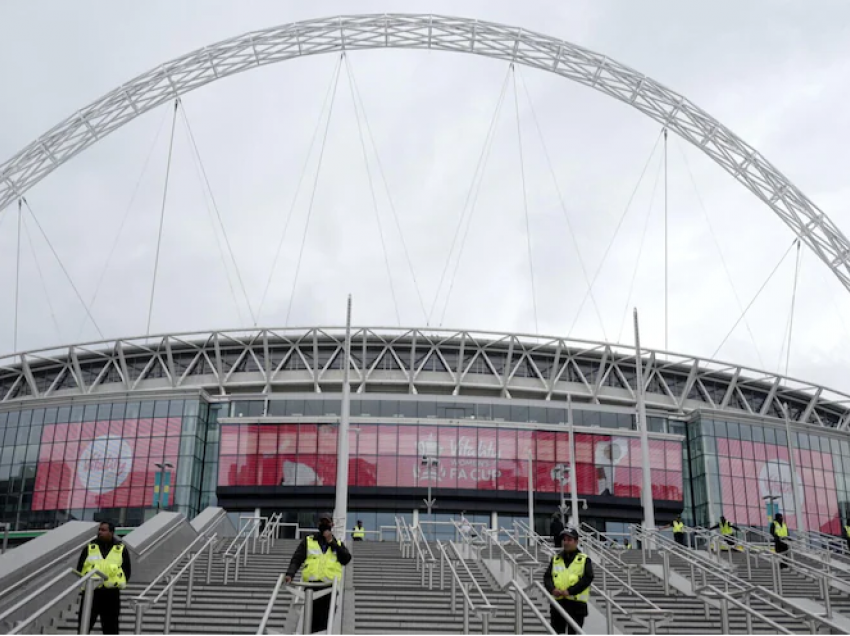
[153,471,172,509]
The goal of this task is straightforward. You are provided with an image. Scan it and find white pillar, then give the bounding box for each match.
[634,309,656,530]
[568,395,579,529]
[491,511,498,531]
[527,448,535,537]
[412,509,419,527]
[333,296,353,532]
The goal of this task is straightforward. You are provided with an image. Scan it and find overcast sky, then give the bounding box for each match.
[1,0,850,394]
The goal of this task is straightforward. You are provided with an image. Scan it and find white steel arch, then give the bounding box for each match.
[1,14,848,292]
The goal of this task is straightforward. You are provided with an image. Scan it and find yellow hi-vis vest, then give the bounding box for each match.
[845,525,850,538]
[774,522,788,538]
[720,521,734,536]
[673,521,685,533]
[80,543,126,590]
[551,553,590,603]
[352,526,365,539]
[302,536,344,583]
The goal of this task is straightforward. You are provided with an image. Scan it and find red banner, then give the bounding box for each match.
[32,418,181,510]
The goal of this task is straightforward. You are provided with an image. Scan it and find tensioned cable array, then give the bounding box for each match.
[146,100,179,336]
[21,214,63,343]
[284,57,344,327]
[344,54,401,326]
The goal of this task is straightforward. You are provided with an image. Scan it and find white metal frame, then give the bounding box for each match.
[1,14,849,293]
[0,326,848,430]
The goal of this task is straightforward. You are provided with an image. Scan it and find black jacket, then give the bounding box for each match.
[286,532,352,579]
[550,518,564,539]
[543,549,594,597]
[76,538,132,586]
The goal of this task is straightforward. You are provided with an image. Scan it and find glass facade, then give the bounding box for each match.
[689,418,849,534]
[218,422,684,500]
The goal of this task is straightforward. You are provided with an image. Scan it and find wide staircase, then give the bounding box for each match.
[50,538,300,634]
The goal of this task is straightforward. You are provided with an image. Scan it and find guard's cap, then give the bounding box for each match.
[560,527,579,540]
[318,511,334,522]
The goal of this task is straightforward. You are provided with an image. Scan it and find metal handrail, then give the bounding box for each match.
[507,578,570,635]
[0,536,93,604]
[635,526,847,633]
[134,533,218,634]
[257,573,286,634]
[0,567,107,635]
[696,583,794,635]
[134,517,192,557]
[448,541,493,613]
[413,523,437,564]
[224,516,263,558]
[436,541,492,634]
[325,570,344,635]
[283,580,343,635]
[134,531,217,603]
[405,519,435,588]
[223,518,260,584]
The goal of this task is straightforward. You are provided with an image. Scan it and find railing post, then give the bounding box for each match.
[606,598,614,634]
[244,541,249,566]
[500,547,505,573]
[1,523,8,554]
[462,584,470,635]
[187,560,195,608]
[440,554,445,590]
[304,588,314,635]
[421,558,426,587]
[236,552,241,583]
[514,589,523,635]
[451,571,457,614]
[134,602,144,634]
[482,610,490,635]
[662,550,670,596]
[164,581,174,635]
[80,577,96,636]
[745,545,752,579]
[429,562,434,590]
[772,557,782,595]
[744,590,753,634]
[719,597,729,634]
[822,575,832,619]
[207,543,213,584]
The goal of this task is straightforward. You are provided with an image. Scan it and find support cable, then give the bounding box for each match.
[145,99,179,336]
[257,56,343,325]
[429,66,512,326]
[663,127,669,351]
[711,238,799,361]
[617,152,664,343]
[567,131,664,338]
[781,240,802,377]
[21,214,63,343]
[511,64,539,336]
[179,109,245,327]
[180,102,257,325]
[345,56,429,325]
[76,105,171,340]
[436,68,512,327]
[675,139,766,368]
[14,199,22,352]
[285,56,343,327]
[516,68,608,340]
[21,197,103,339]
[343,55,401,326]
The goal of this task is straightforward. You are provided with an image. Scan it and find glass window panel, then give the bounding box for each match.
[169,400,184,417]
[510,405,529,423]
[475,403,492,421]
[740,423,752,442]
[492,404,510,422]
[714,421,727,439]
[528,406,547,424]
[380,400,399,418]
[764,428,776,445]
[498,428,517,460]
[417,401,437,419]
[398,400,417,419]
[378,425,397,454]
[297,425,318,454]
[154,401,170,417]
[726,422,740,440]
[701,420,715,437]
[139,401,155,418]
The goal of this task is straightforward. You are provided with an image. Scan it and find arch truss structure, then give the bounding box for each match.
[1,14,849,292]
[0,327,848,431]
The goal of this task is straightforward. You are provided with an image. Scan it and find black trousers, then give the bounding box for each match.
[674,532,686,547]
[78,589,121,635]
[309,586,332,634]
[775,538,789,568]
[353,537,363,541]
[550,599,587,635]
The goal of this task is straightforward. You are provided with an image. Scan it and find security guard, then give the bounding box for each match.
[544,527,594,634]
[76,521,131,635]
[352,520,366,541]
[285,512,352,633]
[710,515,740,550]
[844,520,850,554]
[769,513,790,568]
[665,515,687,547]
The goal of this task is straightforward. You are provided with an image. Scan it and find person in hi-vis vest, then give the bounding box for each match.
[663,515,687,547]
[543,527,594,634]
[76,521,131,635]
[769,513,790,568]
[709,515,740,550]
[285,512,352,634]
[352,520,366,541]
[844,521,850,554]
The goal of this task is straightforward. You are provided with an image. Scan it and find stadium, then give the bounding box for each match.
[1,13,850,548]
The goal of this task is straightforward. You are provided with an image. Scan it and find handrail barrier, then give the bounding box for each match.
[133,516,191,559]
[436,541,494,634]
[0,567,107,635]
[633,525,848,634]
[257,573,286,634]
[404,518,435,588]
[224,517,261,584]
[133,533,218,634]
[134,530,219,608]
[276,579,343,635]
[0,536,94,606]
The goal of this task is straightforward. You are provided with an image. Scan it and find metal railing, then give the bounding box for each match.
[0,567,106,635]
[633,525,847,634]
[0,536,94,606]
[224,517,262,584]
[274,579,344,635]
[133,533,218,634]
[404,518,436,588]
[436,541,494,634]
[133,516,193,559]
[1,522,8,554]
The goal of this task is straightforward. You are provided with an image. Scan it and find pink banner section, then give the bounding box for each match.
[218,423,683,501]
[32,418,181,511]
[717,438,840,534]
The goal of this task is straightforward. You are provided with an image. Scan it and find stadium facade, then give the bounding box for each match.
[0,326,848,540]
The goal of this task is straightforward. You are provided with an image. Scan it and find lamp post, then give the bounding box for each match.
[333,296,353,532]
[154,461,174,511]
[421,455,439,541]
